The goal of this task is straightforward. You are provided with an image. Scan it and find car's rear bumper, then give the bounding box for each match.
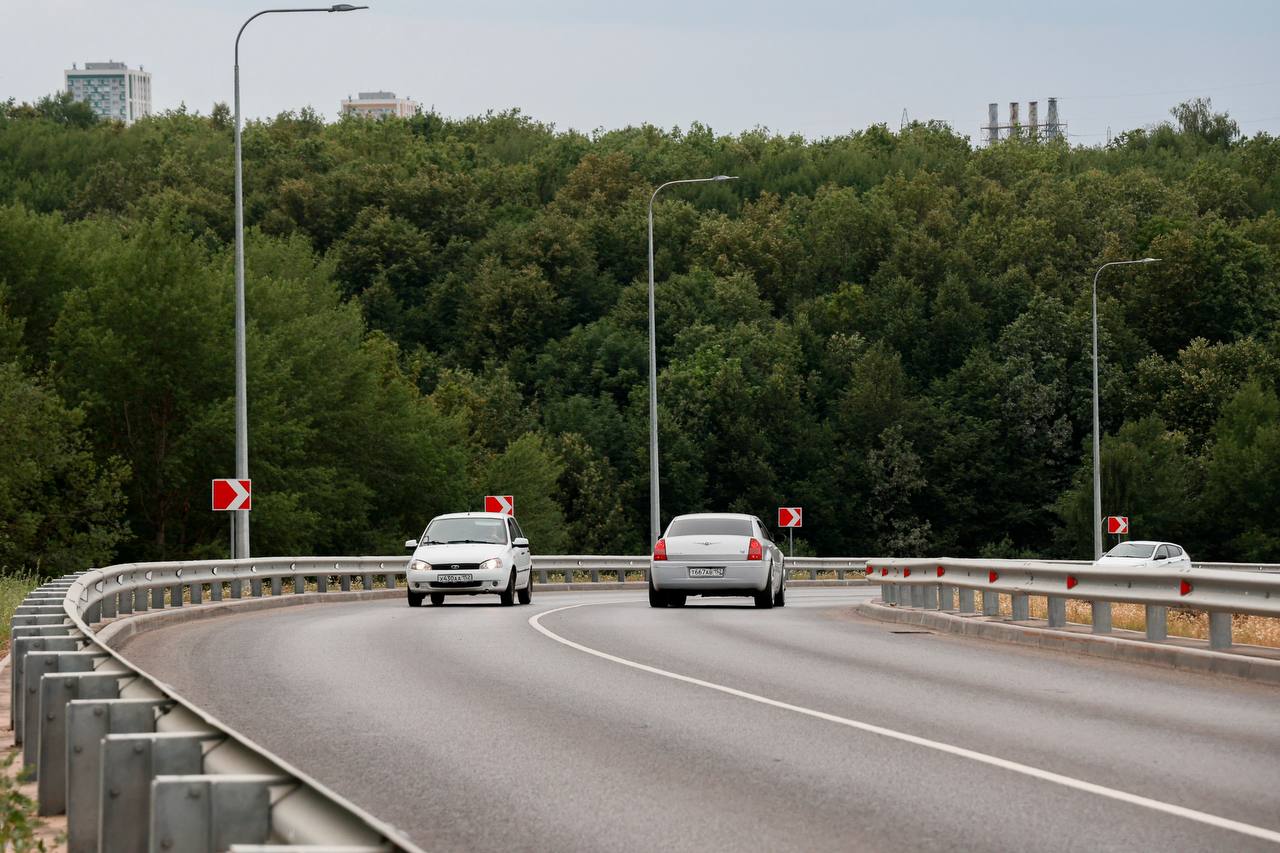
[651,560,770,592]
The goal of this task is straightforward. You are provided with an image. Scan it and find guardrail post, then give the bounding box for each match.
[210,577,223,602]
[100,592,117,619]
[809,566,818,581]
[132,585,148,613]
[192,580,205,605]
[12,636,82,744]
[1144,605,1168,641]
[1091,602,1112,634]
[1208,612,1232,649]
[981,591,1000,616]
[383,572,396,590]
[270,577,282,596]
[99,732,208,853]
[67,698,169,853]
[958,589,975,613]
[23,651,102,768]
[340,574,352,592]
[1011,593,1029,621]
[170,581,183,608]
[37,671,123,815]
[922,584,938,609]
[117,587,133,615]
[909,585,924,608]
[149,774,283,853]
[151,586,164,609]
[938,585,954,611]
[362,572,374,591]
[538,569,548,584]
[294,573,308,594]
[230,577,243,598]
[1047,595,1066,628]
[881,584,896,605]
[318,574,329,594]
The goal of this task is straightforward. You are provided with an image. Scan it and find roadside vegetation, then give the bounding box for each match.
[0,572,39,655]
[1,93,1277,571]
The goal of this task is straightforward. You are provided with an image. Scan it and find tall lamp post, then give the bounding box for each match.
[1091,257,1160,559]
[232,4,367,558]
[646,175,738,547]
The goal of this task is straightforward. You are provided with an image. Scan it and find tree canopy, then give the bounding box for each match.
[1,97,1277,571]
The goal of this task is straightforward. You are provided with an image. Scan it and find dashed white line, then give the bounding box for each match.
[530,601,1280,845]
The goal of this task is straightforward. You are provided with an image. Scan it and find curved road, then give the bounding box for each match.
[118,589,1280,852]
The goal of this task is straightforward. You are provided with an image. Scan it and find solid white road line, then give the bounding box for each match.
[529,602,1280,845]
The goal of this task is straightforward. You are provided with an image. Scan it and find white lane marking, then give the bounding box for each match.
[530,603,1280,845]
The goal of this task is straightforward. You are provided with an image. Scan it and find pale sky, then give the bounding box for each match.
[5,0,1279,142]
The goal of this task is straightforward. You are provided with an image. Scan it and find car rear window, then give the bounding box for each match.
[666,517,753,537]
[1106,542,1156,558]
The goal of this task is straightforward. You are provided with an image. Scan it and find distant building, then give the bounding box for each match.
[340,91,418,119]
[65,61,152,125]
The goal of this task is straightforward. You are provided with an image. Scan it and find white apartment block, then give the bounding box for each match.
[65,61,152,125]
[340,91,418,119]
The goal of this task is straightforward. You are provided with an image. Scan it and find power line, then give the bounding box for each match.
[1057,80,1279,101]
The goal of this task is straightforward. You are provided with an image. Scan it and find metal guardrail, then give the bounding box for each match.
[865,557,1280,650]
[532,555,872,582]
[9,559,428,853]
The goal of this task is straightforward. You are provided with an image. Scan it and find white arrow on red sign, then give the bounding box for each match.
[778,507,803,528]
[212,479,252,511]
[1106,516,1129,535]
[485,495,514,516]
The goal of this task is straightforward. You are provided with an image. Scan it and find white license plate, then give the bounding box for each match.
[688,567,725,578]
[436,574,472,583]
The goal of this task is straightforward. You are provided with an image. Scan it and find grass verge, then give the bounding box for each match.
[0,571,42,657]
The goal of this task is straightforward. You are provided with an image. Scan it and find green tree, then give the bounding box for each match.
[1199,381,1280,560]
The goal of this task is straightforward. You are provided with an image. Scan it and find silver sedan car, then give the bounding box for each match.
[649,512,786,608]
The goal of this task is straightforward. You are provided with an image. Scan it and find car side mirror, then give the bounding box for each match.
[405,539,418,549]
[513,537,529,549]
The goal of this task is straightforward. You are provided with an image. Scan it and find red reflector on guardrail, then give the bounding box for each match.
[1066,575,1078,590]
[936,566,945,577]
[989,570,999,583]
[881,568,888,576]
[1180,580,1192,596]
[904,568,911,578]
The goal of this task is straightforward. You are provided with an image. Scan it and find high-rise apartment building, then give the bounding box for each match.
[340,91,418,119]
[65,61,152,125]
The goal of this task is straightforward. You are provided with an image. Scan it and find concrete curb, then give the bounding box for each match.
[852,600,1280,686]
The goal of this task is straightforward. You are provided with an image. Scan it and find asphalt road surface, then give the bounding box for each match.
[118,588,1280,852]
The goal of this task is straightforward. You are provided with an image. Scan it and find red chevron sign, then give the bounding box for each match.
[778,507,803,528]
[485,495,515,515]
[1106,516,1129,535]
[212,479,251,511]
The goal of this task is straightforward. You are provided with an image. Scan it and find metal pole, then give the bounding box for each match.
[231,5,368,560]
[789,528,793,558]
[1090,257,1160,560]
[646,175,737,548]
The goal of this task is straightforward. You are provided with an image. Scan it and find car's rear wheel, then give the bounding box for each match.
[754,570,775,609]
[668,593,687,607]
[773,579,786,608]
[517,572,532,605]
[407,591,425,608]
[499,569,516,606]
[430,593,444,606]
[648,576,667,608]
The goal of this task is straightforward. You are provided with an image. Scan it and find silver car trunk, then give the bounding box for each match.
[665,534,751,564]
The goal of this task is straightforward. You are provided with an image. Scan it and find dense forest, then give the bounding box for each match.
[1,92,1278,573]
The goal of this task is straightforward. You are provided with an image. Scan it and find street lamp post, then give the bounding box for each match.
[232,4,367,558]
[1091,256,1160,560]
[646,175,737,548]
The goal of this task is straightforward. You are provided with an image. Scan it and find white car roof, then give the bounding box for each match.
[1121,540,1168,547]
[431,512,510,521]
[672,512,755,520]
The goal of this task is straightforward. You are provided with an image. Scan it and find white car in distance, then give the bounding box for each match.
[404,512,533,607]
[649,512,786,608]
[1092,540,1192,570]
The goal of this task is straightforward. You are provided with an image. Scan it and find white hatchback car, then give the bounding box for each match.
[649,512,786,608]
[404,512,533,607]
[1092,540,1192,570]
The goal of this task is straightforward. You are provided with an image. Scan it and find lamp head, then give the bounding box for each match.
[1140,257,1161,263]
[712,175,738,181]
[329,4,368,11]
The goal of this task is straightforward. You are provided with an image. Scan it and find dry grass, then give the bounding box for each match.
[0,571,42,656]
[937,589,1280,649]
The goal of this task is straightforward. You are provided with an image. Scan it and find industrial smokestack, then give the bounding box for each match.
[1028,101,1039,138]
[1009,102,1020,137]
[987,103,999,145]
[1046,97,1060,140]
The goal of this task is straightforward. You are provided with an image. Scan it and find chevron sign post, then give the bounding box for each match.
[212,479,252,511]
[778,506,802,558]
[485,495,515,515]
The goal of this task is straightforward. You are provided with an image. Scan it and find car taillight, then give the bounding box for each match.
[747,538,763,561]
[653,539,667,561]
